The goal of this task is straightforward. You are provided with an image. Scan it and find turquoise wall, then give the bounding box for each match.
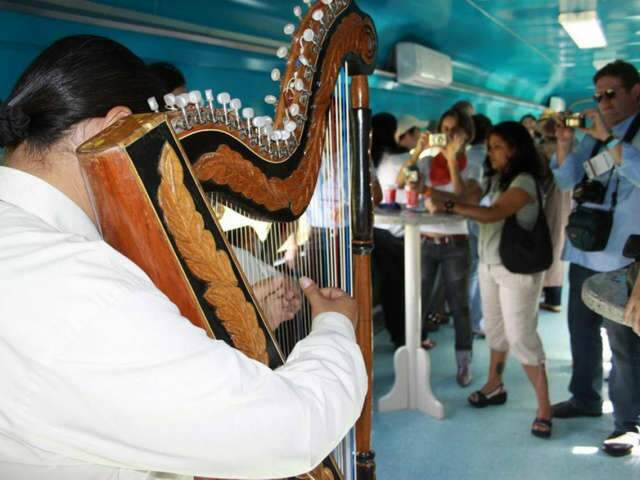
[0,9,542,126]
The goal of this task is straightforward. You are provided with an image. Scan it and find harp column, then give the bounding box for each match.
[350,75,375,480]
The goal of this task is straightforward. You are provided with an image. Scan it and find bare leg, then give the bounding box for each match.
[522,363,552,436]
[481,349,508,394]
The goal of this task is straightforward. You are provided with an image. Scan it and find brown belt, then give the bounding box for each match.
[421,234,468,245]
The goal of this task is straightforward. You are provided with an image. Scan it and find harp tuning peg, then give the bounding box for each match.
[285,120,297,132]
[289,103,300,117]
[277,46,289,59]
[242,107,255,119]
[188,90,204,123]
[216,92,231,105]
[284,23,295,36]
[322,0,337,14]
[163,93,177,110]
[271,68,281,82]
[175,94,191,129]
[217,92,231,124]
[204,89,215,121]
[303,0,313,6]
[294,78,305,91]
[147,96,159,113]
[264,95,278,106]
[312,9,325,25]
[242,107,255,136]
[175,94,189,109]
[281,130,292,141]
[302,29,316,44]
[230,98,242,128]
[188,90,202,105]
[293,6,303,19]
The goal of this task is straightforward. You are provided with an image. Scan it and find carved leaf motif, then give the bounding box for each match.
[157,142,269,365]
[193,12,376,218]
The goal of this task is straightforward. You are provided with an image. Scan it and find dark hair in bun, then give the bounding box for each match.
[0,35,163,150]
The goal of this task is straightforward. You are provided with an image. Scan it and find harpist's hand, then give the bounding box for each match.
[299,277,358,330]
[253,276,302,330]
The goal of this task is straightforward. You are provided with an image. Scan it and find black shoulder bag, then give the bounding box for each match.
[565,114,640,251]
[499,180,553,274]
[565,169,618,252]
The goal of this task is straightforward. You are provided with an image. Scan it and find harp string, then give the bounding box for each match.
[208,66,352,358]
[206,66,355,478]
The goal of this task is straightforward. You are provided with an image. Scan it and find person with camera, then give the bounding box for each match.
[397,108,481,386]
[550,60,640,457]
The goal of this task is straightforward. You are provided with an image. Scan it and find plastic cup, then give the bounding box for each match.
[383,185,396,204]
[405,188,419,209]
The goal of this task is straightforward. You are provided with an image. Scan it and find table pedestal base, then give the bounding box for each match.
[378,346,444,418]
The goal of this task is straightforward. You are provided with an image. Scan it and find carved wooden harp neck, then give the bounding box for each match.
[178,0,377,222]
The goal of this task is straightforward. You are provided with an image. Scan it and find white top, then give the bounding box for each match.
[375,151,409,236]
[417,155,483,235]
[0,166,367,480]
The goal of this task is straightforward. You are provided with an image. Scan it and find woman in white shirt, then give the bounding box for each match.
[0,35,366,480]
[426,121,553,438]
[397,109,481,387]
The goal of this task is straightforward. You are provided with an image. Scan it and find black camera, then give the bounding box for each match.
[563,113,586,129]
[572,179,606,204]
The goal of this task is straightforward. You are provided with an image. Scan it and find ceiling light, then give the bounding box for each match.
[559,10,607,49]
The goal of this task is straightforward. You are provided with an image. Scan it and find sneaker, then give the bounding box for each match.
[603,429,640,457]
[540,303,561,313]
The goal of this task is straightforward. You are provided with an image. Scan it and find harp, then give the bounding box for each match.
[77,1,377,479]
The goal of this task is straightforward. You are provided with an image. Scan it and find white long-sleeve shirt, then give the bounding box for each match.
[0,166,367,480]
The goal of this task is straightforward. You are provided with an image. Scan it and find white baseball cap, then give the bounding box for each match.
[395,115,430,143]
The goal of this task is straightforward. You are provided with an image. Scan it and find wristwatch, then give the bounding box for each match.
[444,200,455,214]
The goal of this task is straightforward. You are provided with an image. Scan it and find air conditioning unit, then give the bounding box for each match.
[395,42,452,89]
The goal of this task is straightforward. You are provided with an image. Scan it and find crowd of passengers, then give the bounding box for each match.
[370,59,640,456]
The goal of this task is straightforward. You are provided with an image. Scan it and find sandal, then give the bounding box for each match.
[468,384,507,408]
[531,417,552,438]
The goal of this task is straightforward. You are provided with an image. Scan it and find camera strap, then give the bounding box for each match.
[576,113,640,209]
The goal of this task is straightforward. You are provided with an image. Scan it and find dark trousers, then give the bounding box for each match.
[543,286,562,306]
[421,238,472,351]
[568,263,640,431]
[373,228,405,346]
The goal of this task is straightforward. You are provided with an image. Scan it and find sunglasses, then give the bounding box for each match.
[593,88,617,103]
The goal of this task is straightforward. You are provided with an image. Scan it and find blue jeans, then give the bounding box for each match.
[421,238,472,351]
[568,263,640,431]
[468,232,483,332]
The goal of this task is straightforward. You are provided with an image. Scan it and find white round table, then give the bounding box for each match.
[375,207,465,419]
